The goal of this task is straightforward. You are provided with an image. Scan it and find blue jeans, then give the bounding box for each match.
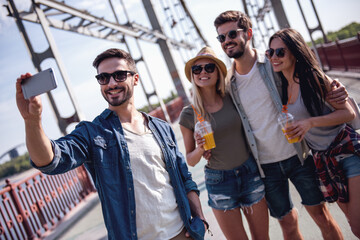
[340,154,360,178]
[205,155,265,210]
[261,155,324,219]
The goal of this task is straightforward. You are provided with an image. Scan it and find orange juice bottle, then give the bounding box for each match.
[195,120,216,150]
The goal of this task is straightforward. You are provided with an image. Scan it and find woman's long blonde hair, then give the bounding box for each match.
[190,61,226,122]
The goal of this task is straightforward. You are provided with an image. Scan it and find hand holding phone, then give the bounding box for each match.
[21,68,58,99]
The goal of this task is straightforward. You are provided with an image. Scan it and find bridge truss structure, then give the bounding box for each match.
[4,0,329,158]
[5,0,207,135]
[242,0,327,64]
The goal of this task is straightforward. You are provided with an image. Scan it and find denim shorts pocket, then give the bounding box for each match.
[204,168,223,185]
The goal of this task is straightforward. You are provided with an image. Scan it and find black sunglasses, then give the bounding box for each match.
[216,29,244,43]
[191,63,216,75]
[95,70,135,85]
[265,48,286,59]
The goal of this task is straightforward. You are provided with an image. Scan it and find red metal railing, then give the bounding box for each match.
[317,33,360,73]
[149,97,184,123]
[0,165,95,240]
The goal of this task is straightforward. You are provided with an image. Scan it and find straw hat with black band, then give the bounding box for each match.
[184,46,227,82]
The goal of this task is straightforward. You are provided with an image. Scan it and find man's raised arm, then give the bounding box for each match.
[16,73,54,167]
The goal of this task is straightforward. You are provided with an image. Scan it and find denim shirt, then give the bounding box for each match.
[32,109,205,240]
[225,49,310,177]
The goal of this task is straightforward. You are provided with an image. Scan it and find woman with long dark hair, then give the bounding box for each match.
[267,28,360,238]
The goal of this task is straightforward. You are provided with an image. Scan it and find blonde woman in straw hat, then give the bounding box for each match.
[179,46,270,240]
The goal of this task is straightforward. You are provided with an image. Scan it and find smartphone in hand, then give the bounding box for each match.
[21,68,58,99]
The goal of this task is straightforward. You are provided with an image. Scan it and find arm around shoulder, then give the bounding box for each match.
[309,75,355,127]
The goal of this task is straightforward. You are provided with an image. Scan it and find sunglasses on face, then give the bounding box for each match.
[216,29,244,43]
[95,70,135,85]
[191,63,216,75]
[265,48,286,59]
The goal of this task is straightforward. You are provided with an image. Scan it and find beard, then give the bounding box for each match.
[224,40,246,59]
[230,50,244,59]
[102,86,133,107]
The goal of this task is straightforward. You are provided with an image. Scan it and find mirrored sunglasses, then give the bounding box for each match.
[95,70,135,85]
[216,29,244,43]
[191,63,216,75]
[265,48,286,59]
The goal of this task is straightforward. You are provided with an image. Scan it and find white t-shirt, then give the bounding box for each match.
[234,61,296,164]
[123,127,183,239]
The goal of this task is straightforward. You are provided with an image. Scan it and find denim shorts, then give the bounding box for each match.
[261,155,324,219]
[340,154,360,178]
[204,155,265,210]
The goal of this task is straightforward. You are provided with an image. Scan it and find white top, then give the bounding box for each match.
[234,61,296,164]
[124,127,183,239]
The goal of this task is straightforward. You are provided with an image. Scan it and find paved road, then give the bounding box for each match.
[47,71,360,240]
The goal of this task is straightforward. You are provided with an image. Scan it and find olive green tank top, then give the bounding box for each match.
[179,94,250,170]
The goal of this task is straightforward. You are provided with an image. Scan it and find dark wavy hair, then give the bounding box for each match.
[269,28,327,117]
[92,48,136,72]
[214,10,252,32]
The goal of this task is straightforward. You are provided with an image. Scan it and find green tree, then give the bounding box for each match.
[0,153,32,179]
[311,22,360,45]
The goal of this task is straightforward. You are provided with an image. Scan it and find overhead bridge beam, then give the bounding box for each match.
[16,0,195,49]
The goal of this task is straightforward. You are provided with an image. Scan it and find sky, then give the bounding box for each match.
[0,0,359,161]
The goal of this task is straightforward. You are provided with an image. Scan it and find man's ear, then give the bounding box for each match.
[247,28,253,40]
[133,73,139,85]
